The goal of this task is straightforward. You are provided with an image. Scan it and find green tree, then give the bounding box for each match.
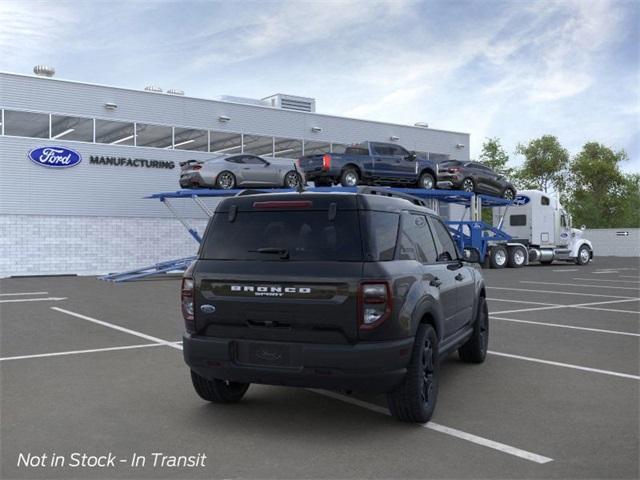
[565,142,638,228]
[479,137,512,176]
[516,135,569,193]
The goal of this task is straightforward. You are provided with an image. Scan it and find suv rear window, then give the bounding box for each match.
[201,211,363,261]
[201,209,400,262]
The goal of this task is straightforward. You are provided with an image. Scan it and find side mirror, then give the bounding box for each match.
[581,225,586,231]
[409,151,417,161]
[463,248,481,263]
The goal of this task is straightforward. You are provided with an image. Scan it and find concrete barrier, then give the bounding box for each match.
[584,228,640,257]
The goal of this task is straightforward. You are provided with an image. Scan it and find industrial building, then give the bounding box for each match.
[0,69,470,277]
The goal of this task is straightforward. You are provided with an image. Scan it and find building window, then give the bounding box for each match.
[243,134,274,156]
[303,140,331,156]
[273,137,303,159]
[210,131,243,154]
[95,119,135,145]
[135,123,173,148]
[3,110,49,138]
[51,114,93,142]
[429,153,450,163]
[173,127,208,151]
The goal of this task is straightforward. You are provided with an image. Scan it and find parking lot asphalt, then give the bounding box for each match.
[1,256,638,479]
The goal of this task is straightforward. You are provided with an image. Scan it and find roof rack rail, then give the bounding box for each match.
[357,186,428,207]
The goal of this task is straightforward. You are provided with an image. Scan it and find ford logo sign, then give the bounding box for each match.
[513,195,530,206]
[28,146,82,168]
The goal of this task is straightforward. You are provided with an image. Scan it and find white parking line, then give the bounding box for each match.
[520,281,640,291]
[489,298,558,306]
[620,275,640,279]
[488,286,638,299]
[0,291,49,296]
[0,297,67,304]
[488,351,640,380]
[572,278,640,284]
[0,343,165,361]
[552,269,579,272]
[491,316,640,337]
[309,389,553,464]
[491,298,640,315]
[51,307,183,350]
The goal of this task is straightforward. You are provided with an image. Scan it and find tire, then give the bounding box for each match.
[340,168,359,187]
[418,172,435,190]
[283,170,302,189]
[190,370,249,403]
[387,324,439,423]
[216,171,236,190]
[461,177,475,192]
[503,188,516,201]
[507,246,526,268]
[489,245,508,269]
[458,296,489,363]
[576,245,591,265]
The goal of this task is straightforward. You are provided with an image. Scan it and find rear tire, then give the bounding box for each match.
[418,172,435,190]
[507,246,526,268]
[387,324,439,423]
[503,188,516,201]
[190,370,249,403]
[458,297,489,363]
[340,168,359,187]
[283,170,302,189]
[461,177,475,192]
[489,245,508,269]
[216,171,236,190]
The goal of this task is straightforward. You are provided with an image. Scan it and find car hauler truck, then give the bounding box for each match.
[489,190,593,268]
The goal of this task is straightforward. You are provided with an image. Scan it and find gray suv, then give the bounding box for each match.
[181,188,488,423]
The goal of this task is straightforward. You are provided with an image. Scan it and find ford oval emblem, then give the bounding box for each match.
[513,195,530,206]
[28,146,82,169]
[200,304,216,314]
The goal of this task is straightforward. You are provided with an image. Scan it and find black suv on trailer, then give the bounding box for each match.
[182,188,488,423]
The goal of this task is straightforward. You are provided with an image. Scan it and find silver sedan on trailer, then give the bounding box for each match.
[179,154,304,189]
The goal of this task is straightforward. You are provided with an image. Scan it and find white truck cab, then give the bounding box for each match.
[492,190,593,266]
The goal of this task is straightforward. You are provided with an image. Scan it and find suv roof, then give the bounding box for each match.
[215,190,437,216]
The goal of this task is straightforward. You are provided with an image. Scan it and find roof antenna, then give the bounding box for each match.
[294,162,305,193]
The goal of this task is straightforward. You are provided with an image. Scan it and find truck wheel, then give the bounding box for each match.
[340,168,359,187]
[507,246,526,268]
[576,245,591,265]
[387,324,439,423]
[489,245,507,269]
[190,370,249,403]
[458,296,489,363]
[216,171,236,190]
[418,172,435,190]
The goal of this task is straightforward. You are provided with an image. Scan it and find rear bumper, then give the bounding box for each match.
[179,172,207,188]
[183,334,413,393]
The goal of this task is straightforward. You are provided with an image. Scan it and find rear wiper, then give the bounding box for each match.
[249,247,290,260]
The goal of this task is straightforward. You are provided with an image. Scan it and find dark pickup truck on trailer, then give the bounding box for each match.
[182,188,488,423]
[298,141,440,190]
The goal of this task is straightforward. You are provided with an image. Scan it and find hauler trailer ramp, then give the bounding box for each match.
[492,190,594,267]
[100,186,514,282]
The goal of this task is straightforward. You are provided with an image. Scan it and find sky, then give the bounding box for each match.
[1,0,638,172]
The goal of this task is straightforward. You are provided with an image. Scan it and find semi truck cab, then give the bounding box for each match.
[493,190,593,266]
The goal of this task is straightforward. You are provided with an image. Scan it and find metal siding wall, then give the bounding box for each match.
[584,229,640,257]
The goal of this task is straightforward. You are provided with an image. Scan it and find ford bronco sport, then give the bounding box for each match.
[182,188,488,423]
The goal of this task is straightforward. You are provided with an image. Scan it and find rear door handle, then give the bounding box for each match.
[455,273,464,281]
[429,277,442,287]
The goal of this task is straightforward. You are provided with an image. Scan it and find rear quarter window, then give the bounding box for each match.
[361,211,400,261]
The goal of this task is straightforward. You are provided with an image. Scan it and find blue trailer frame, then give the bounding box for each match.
[101,187,512,282]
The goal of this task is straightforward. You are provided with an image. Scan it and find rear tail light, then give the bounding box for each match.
[448,167,460,173]
[296,158,301,167]
[181,277,195,332]
[192,165,202,171]
[358,282,392,330]
[322,154,332,171]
